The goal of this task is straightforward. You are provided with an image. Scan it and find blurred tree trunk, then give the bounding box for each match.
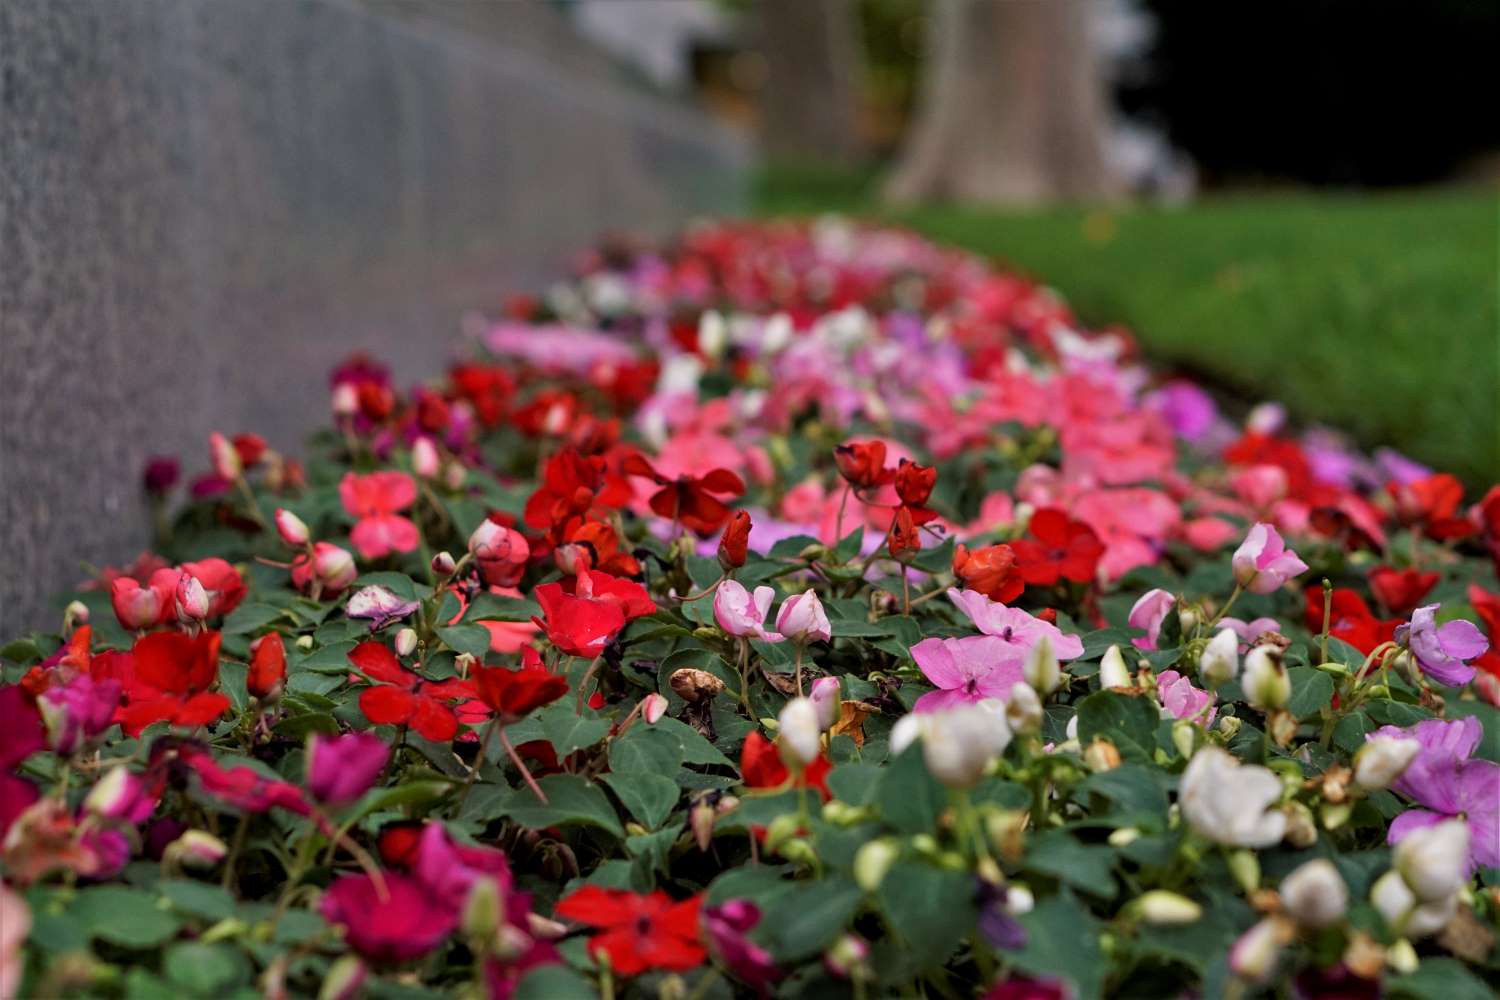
[758,0,864,167]
[885,0,1117,204]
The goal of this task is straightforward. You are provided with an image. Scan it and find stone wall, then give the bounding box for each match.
[0,0,750,634]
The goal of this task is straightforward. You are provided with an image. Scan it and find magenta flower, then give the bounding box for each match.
[910,636,1025,713]
[1398,604,1488,687]
[946,589,1084,659]
[320,871,457,963]
[39,674,121,755]
[1372,717,1499,872]
[306,732,390,807]
[1156,670,1215,727]
[411,822,514,911]
[1127,588,1176,650]
[713,580,784,643]
[1231,523,1308,594]
[703,900,783,996]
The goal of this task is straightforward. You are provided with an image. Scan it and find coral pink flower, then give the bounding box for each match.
[1232,523,1309,594]
[340,471,420,559]
[946,589,1083,660]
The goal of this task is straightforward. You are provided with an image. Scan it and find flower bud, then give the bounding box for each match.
[1230,918,1285,983]
[1385,938,1419,973]
[854,839,899,892]
[1005,682,1042,735]
[296,634,314,651]
[247,633,287,701]
[443,462,466,492]
[1242,644,1290,710]
[63,600,89,631]
[317,955,367,1000]
[776,590,831,644]
[921,701,1011,789]
[1394,818,1469,903]
[777,698,822,770]
[1353,735,1420,791]
[1371,869,1458,938]
[1283,801,1318,848]
[394,627,418,657]
[809,677,841,731]
[167,830,227,869]
[823,934,870,980]
[209,431,242,480]
[84,765,147,820]
[1199,629,1239,688]
[1005,885,1035,915]
[110,577,163,630]
[690,799,716,852]
[411,437,440,479]
[331,383,359,418]
[431,550,457,576]
[461,875,504,942]
[1135,890,1203,926]
[698,310,728,360]
[1023,636,1061,696]
[312,543,358,591]
[1280,859,1347,929]
[175,574,210,622]
[1216,715,1243,739]
[1171,719,1199,761]
[1098,644,1131,689]
[1084,738,1122,773]
[641,693,669,725]
[274,508,310,547]
[1227,849,1260,894]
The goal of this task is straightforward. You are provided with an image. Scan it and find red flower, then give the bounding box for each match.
[533,571,655,658]
[739,731,831,801]
[473,663,569,725]
[1387,473,1474,539]
[1367,566,1439,616]
[350,641,479,742]
[833,441,893,491]
[622,453,745,535]
[449,363,515,428]
[246,633,286,700]
[1469,584,1500,640]
[232,433,268,468]
[175,743,308,816]
[554,886,707,976]
[893,459,937,508]
[115,631,230,737]
[1012,509,1105,587]
[1303,586,1399,656]
[179,559,247,618]
[718,510,752,570]
[888,505,921,560]
[524,448,612,536]
[321,871,457,963]
[953,543,1024,603]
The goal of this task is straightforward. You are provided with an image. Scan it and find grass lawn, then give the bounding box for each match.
[755,170,1499,486]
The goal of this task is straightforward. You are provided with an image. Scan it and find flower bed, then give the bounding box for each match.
[3,219,1498,999]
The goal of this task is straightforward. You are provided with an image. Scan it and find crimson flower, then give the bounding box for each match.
[622,453,745,535]
[953,543,1024,603]
[718,510,752,570]
[533,571,655,658]
[524,447,611,537]
[110,632,230,737]
[1012,508,1104,586]
[320,871,457,963]
[1367,566,1439,617]
[833,441,893,491]
[1387,472,1474,540]
[554,886,707,976]
[739,731,831,801]
[173,743,308,816]
[449,362,515,427]
[472,662,569,725]
[350,641,479,742]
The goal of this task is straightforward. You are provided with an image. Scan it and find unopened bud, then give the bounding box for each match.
[167,830,227,869]
[411,437,440,479]
[1098,644,1131,689]
[1135,890,1203,926]
[1242,645,1290,710]
[1199,629,1239,688]
[1005,682,1043,735]
[175,574,211,622]
[824,934,870,980]
[1280,859,1348,929]
[1228,849,1261,894]
[690,801,716,852]
[63,600,89,631]
[854,839,899,892]
[431,551,457,576]
[461,876,504,941]
[1230,917,1285,983]
[1354,736,1420,791]
[641,692,668,725]
[1171,719,1199,761]
[394,628,418,657]
[209,431,242,480]
[809,676,841,731]
[1084,738,1122,772]
[317,955,366,1000]
[1024,636,1061,696]
[274,508,310,547]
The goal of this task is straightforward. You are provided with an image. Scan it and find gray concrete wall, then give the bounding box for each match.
[0,0,751,634]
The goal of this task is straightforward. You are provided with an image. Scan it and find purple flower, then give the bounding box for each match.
[1156,670,1216,727]
[947,589,1084,659]
[1398,604,1487,687]
[1147,381,1218,443]
[702,900,783,996]
[910,636,1025,713]
[1371,717,1499,872]
[974,880,1029,951]
[1127,588,1175,650]
[1231,523,1308,594]
[306,732,389,807]
[346,585,421,632]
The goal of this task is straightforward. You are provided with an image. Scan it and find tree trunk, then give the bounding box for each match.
[885,0,1117,205]
[758,0,864,167]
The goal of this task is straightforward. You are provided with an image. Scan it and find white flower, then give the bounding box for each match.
[1394,818,1470,903]
[894,701,1011,789]
[1371,870,1458,938]
[1179,746,1287,847]
[1279,859,1347,929]
[1353,736,1420,791]
[1241,644,1290,711]
[1098,644,1132,689]
[1005,682,1043,736]
[777,698,822,769]
[1198,629,1239,688]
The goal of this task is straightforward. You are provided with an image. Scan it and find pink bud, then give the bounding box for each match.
[469,521,529,588]
[110,578,163,630]
[331,383,359,417]
[394,627,418,657]
[809,676,841,730]
[431,550,457,576]
[274,508,310,547]
[83,765,150,820]
[167,830,227,869]
[411,437,440,479]
[641,693,669,725]
[209,432,241,480]
[175,574,211,622]
[314,543,358,590]
[775,589,832,644]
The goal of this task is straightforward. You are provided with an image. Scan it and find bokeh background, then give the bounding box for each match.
[2,0,1496,632]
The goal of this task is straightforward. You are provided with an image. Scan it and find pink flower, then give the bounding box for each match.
[306,732,389,806]
[1230,464,1289,511]
[776,590,831,644]
[1373,717,1499,872]
[703,900,783,995]
[1128,588,1176,650]
[320,871,457,963]
[1232,523,1308,594]
[469,520,530,588]
[713,581,783,643]
[1182,516,1238,552]
[340,471,420,559]
[1220,616,1281,651]
[910,636,1025,713]
[946,589,1084,660]
[1400,604,1488,688]
[109,570,177,629]
[38,674,120,755]
[1,884,29,1000]
[1156,670,1215,726]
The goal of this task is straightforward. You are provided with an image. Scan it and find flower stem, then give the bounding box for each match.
[500,727,547,803]
[575,655,602,713]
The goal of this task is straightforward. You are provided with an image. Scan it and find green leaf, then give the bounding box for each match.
[220,602,285,636]
[1074,764,1171,825]
[1012,895,1104,1000]
[512,965,598,1000]
[1078,628,1139,660]
[157,880,236,922]
[1287,667,1336,720]
[1387,958,1495,1000]
[70,886,182,949]
[601,772,681,830]
[0,637,42,663]
[435,623,491,658]
[766,878,863,962]
[1076,691,1160,763]
[1023,830,1118,899]
[877,863,976,969]
[299,640,360,672]
[163,942,249,993]
[827,763,882,806]
[494,774,623,837]
[876,746,945,834]
[537,703,611,757]
[353,572,420,600]
[464,591,542,623]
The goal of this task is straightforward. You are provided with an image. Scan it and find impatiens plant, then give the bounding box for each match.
[2,219,1497,999]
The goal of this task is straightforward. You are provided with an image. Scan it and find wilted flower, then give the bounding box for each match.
[1232,523,1308,594]
[346,585,420,632]
[1179,746,1286,847]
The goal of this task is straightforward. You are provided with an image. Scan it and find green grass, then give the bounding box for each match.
[755,169,1500,485]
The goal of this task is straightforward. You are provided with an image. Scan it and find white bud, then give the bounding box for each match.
[1135,890,1203,926]
[1371,869,1458,938]
[394,628,418,658]
[1199,629,1239,688]
[1005,682,1043,736]
[1394,818,1470,903]
[1280,859,1348,929]
[1353,736,1420,791]
[1005,885,1034,915]
[1023,636,1061,696]
[641,693,668,725]
[1230,918,1283,983]
[698,310,728,360]
[1242,645,1290,711]
[853,839,899,892]
[1098,644,1132,689]
[777,698,822,769]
